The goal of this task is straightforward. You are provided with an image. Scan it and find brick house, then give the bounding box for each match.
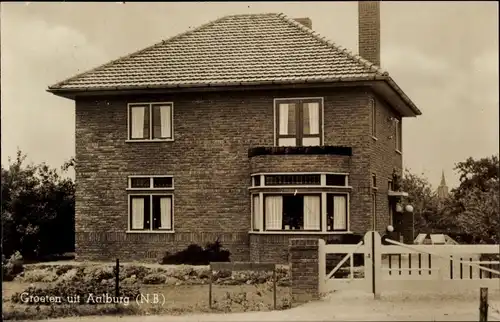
[48,2,421,263]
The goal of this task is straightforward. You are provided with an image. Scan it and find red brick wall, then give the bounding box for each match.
[289,238,320,303]
[369,94,403,234]
[74,86,398,262]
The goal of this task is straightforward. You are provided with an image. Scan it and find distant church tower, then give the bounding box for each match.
[437,170,449,199]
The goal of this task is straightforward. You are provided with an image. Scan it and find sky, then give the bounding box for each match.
[1,1,498,189]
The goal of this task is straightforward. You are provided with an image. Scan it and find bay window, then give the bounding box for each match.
[128,102,173,141]
[275,98,323,147]
[264,194,321,231]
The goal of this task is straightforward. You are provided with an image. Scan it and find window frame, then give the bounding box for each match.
[274,97,324,147]
[249,172,349,189]
[128,193,174,232]
[127,102,174,142]
[370,98,377,139]
[262,193,323,232]
[326,193,349,232]
[127,175,174,191]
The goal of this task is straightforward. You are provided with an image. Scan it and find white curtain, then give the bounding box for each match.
[307,103,320,134]
[160,197,172,229]
[279,104,289,135]
[160,106,171,138]
[131,106,145,139]
[131,198,145,229]
[333,196,347,230]
[303,196,321,230]
[252,195,260,230]
[265,196,282,230]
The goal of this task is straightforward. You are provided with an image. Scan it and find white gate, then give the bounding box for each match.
[319,231,500,296]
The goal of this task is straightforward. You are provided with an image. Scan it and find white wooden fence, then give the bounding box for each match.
[319,231,500,296]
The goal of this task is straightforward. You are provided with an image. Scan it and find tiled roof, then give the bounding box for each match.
[48,13,420,115]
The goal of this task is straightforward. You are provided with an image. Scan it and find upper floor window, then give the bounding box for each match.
[394,119,401,152]
[128,102,173,141]
[275,98,323,147]
[370,98,376,138]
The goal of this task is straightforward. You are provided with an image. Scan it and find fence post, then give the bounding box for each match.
[318,239,326,294]
[115,258,120,298]
[371,231,382,299]
[479,287,488,322]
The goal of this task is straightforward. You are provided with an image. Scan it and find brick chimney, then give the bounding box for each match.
[294,17,312,29]
[358,1,381,66]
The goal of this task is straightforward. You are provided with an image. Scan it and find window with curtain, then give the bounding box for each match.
[275,98,322,147]
[129,102,173,141]
[263,194,321,231]
[252,195,260,231]
[128,175,174,232]
[326,194,348,231]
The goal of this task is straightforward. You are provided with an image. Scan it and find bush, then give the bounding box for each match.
[160,239,231,265]
[3,251,24,281]
[143,273,167,285]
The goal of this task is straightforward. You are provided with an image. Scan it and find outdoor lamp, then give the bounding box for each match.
[405,204,414,213]
[387,225,394,232]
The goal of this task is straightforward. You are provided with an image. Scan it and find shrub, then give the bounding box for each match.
[23,269,58,283]
[160,238,231,265]
[3,251,24,281]
[143,273,167,285]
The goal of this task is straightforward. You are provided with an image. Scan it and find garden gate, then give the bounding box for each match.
[319,231,500,296]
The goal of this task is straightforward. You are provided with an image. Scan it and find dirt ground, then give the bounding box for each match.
[34,289,500,322]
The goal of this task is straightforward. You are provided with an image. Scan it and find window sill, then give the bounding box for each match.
[126,139,174,143]
[249,231,353,235]
[371,136,378,141]
[395,149,402,155]
[126,230,175,234]
[248,185,353,190]
[126,188,174,192]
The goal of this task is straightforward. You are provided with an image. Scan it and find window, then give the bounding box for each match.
[326,174,348,186]
[128,103,173,141]
[370,99,376,138]
[127,175,174,232]
[251,173,348,187]
[326,194,348,231]
[372,173,377,188]
[129,195,173,231]
[265,174,321,186]
[275,98,323,147]
[394,119,401,151]
[128,176,174,190]
[264,194,321,231]
[252,195,260,231]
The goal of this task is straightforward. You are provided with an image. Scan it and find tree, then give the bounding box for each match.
[1,150,75,259]
[449,155,499,243]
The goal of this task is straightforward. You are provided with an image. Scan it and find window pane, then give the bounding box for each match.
[282,195,304,230]
[265,174,321,186]
[152,105,172,139]
[302,137,320,146]
[253,176,261,187]
[264,196,283,230]
[153,177,173,188]
[130,196,149,230]
[372,174,377,188]
[278,103,296,135]
[130,105,149,139]
[327,194,347,231]
[303,102,320,135]
[303,195,320,230]
[152,196,172,230]
[252,195,260,231]
[370,99,376,137]
[278,138,296,147]
[325,174,347,186]
[130,177,151,188]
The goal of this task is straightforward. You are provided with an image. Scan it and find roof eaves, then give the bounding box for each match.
[385,77,422,116]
